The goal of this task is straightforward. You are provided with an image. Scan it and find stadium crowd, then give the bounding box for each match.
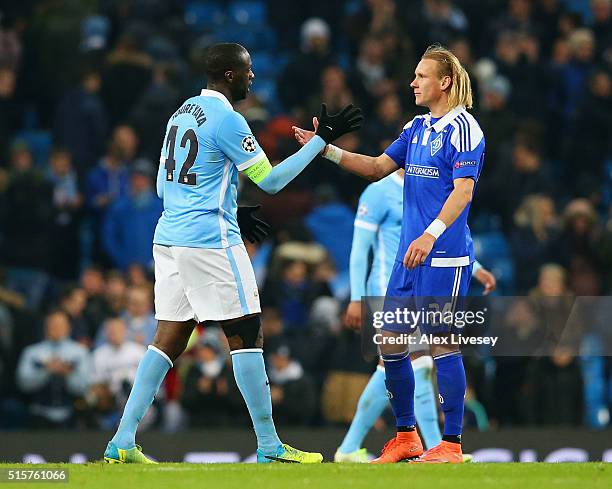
[0,0,611,432]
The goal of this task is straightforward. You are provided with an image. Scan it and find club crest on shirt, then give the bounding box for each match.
[241,136,257,153]
[357,204,368,216]
[430,133,443,156]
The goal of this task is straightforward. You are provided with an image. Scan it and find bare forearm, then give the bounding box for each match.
[332,149,395,181]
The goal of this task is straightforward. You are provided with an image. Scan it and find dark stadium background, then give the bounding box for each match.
[0,0,610,462]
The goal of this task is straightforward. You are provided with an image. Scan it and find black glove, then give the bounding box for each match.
[237,205,271,243]
[315,103,364,144]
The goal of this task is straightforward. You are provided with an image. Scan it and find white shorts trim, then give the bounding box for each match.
[430,256,470,267]
[153,244,261,323]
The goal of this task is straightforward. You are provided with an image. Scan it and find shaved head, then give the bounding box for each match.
[204,43,249,82]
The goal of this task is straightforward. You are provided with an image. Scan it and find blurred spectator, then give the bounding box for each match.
[80,266,111,336]
[591,0,611,61]
[0,15,22,69]
[16,310,90,428]
[304,185,355,274]
[54,68,108,182]
[527,264,583,425]
[476,75,515,164]
[104,271,128,317]
[307,65,354,116]
[267,344,317,425]
[121,285,156,346]
[102,159,163,271]
[361,93,403,155]
[278,18,334,113]
[0,66,20,162]
[566,69,612,196]
[47,147,83,279]
[556,199,611,290]
[349,35,396,110]
[129,63,180,160]
[59,285,89,345]
[0,142,54,309]
[91,318,146,405]
[552,28,597,123]
[511,194,559,293]
[85,139,130,265]
[488,136,554,229]
[181,333,242,426]
[102,27,152,126]
[421,0,469,48]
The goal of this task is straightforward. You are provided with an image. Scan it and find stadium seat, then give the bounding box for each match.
[250,52,278,78]
[184,1,225,31]
[228,1,267,26]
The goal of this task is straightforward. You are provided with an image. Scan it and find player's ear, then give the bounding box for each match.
[225,70,233,82]
[440,75,451,91]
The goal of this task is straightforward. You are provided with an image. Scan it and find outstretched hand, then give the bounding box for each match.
[292,117,319,147]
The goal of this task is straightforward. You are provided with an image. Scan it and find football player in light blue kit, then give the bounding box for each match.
[334,170,496,462]
[104,43,362,464]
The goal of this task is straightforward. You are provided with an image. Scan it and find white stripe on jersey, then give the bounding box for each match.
[218,159,231,247]
[449,110,483,153]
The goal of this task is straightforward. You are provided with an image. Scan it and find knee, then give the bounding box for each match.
[221,314,263,351]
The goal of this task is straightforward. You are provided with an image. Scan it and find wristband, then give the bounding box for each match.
[424,219,446,239]
[322,144,343,165]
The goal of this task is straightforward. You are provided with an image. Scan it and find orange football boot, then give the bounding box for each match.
[370,431,423,464]
[413,440,463,463]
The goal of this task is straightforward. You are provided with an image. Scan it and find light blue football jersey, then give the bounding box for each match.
[354,172,404,296]
[154,89,266,248]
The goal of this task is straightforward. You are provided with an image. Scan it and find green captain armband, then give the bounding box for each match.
[243,157,272,184]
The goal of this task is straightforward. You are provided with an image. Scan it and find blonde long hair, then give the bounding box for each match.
[422,44,473,110]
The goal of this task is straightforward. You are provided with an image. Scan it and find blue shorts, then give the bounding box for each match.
[381,262,472,334]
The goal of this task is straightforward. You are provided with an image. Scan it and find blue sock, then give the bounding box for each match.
[231,349,282,454]
[412,356,442,449]
[339,366,388,453]
[111,346,172,448]
[435,352,466,437]
[382,352,416,427]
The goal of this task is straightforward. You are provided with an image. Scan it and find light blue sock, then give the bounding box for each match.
[231,349,282,454]
[413,356,442,449]
[111,346,172,449]
[339,366,388,454]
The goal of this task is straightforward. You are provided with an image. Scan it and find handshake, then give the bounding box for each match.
[307,103,364,144]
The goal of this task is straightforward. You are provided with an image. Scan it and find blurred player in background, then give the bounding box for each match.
[104,42,362,464]
[334,168,496,463]
[294,44,485,463]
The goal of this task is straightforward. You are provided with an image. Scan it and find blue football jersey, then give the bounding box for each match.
[354,173,404,296]
[154,89,266,248]
[384,106,485,267]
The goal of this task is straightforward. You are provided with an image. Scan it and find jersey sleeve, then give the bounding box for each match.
[354,184,387,233]
[383,129,410,169]
[449,118,485,181]
[216,111,269,172]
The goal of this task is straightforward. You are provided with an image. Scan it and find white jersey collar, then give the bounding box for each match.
[200,89,233,109]
[423,105,466,133]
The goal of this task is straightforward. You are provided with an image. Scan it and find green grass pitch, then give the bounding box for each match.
[1,463,611,489]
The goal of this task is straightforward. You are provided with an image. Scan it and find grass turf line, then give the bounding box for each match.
[0,463,610,489]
